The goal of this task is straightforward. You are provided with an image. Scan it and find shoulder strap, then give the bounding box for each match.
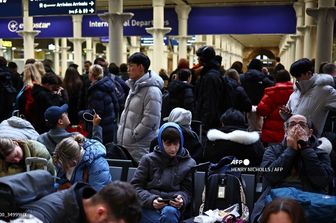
[83,166,89,183]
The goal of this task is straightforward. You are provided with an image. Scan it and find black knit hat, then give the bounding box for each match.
[196,46,216,62]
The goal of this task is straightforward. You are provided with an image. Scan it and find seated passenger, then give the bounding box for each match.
[53,134,111,191]
[251,114,334,222]
[205,108,264,166]
[22,181,142,223]
[38,104,102,154]
[131,122,196,223]
[0,116,39,140]
[150,107,204,163]
[261,114,333,193]
[0,138,55,176]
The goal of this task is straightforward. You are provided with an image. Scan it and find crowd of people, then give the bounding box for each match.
[0,46,335,223]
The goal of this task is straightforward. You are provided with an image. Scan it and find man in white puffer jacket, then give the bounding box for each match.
[117,52,163,162]
[280,58,336,137]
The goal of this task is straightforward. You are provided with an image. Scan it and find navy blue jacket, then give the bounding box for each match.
[87,76,119,144]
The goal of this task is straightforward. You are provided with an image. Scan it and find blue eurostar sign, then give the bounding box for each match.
[0,0,22,18]
[29,0,96,16]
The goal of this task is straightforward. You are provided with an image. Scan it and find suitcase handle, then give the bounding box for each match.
[25,157,48,171]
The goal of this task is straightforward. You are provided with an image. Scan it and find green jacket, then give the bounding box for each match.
[0,140,55,177]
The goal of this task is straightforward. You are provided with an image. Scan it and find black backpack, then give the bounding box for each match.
[218,76,234,115]
[202,156,248,216]
[110,74,127,113]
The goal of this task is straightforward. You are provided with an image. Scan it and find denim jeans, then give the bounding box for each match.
[140,206,181,223]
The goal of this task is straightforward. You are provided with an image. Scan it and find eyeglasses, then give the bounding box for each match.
[286,121,308,128]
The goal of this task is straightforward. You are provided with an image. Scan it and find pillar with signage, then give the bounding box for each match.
[17,0,40,62]
[146,0,171,73]
[175,5,191,61]
[54,38,60,76]
[307,0,336,72]
[129,36,140,56]
[61,38,69,76]
[100,0,133,65]
[70,15,84,73]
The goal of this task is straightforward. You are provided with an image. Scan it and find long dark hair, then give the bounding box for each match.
[63,67,83,95]
[261,198,307,223]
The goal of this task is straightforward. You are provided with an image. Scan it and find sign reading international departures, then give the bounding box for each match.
[29,0,96,16]
[0,0,22,18]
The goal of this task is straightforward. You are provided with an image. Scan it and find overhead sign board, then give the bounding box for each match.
[29,0,96,16]
[82,8,178,37]
[0,16,73,39]
[0,0,22,18]
[188,5,296,35]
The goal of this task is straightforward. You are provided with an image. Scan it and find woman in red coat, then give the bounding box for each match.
[257,69,293,145]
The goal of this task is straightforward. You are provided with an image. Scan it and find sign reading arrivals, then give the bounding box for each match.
[29,0,96,16]
[0,0,22,18]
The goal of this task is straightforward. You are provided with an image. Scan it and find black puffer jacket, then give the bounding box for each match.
[195,60,225,130]
[205,125,264,166]
[241,69,274,105]
[161,80,194,118]
[227,78,252,113]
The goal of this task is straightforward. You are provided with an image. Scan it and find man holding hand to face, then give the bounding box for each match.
[261,114,333,194]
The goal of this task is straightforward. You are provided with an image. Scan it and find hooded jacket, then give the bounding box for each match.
[286,74,336,137]
[205,126,264,166]
[117,71,163,162]
[257,81,293,143]
[56,139,111,191]
[0,116,39,140]
[131,122,196,209]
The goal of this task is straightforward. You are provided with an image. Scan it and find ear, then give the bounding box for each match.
[308,128,313,137]
[96,206,108,222]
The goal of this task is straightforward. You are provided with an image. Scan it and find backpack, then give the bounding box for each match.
[265,187,336,222]
[219,76,234,114]
[0,170,56,220]
[201,156,249,221]
[110,74,127,113]
[105,142,138,167]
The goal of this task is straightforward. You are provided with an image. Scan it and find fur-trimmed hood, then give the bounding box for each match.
[318,137,332,155]
[207,129,260,145]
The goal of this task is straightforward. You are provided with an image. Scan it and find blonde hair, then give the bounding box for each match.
[34,61,46,77]
[23,63,42,86]
[89,64,104,80]
[53,135,85,168]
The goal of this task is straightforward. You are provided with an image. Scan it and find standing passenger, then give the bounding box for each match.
[117,52,163,162]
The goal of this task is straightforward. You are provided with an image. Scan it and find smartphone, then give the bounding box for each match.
[159,198,171,203]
